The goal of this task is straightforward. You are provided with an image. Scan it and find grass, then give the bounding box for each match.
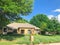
[0,42,16,45]
[34,35,60,44]
[0,34,60,45]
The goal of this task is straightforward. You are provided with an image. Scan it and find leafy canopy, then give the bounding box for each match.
[30,14,60,35]
[0,0,33,15]
[0,0,33,28]
[47,17,60,34]
[14,17,28,23]
[30,14,49,30]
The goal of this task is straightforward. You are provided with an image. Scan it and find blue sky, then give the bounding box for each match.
[22,0,60,21]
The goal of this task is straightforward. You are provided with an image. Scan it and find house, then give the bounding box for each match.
[3,23,40,35]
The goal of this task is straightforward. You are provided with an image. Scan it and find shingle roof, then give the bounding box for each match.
[7,22,40,29]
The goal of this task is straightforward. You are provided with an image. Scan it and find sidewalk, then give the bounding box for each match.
[13,43,60,45]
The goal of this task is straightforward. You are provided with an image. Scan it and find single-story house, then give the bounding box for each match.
[3,23,40,35]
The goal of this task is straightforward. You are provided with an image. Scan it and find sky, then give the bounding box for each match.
[22,0,60,21]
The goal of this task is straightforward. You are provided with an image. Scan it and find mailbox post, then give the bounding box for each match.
[30,29,34,45]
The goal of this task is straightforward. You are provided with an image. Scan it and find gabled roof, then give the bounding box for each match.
[7,22,40,29]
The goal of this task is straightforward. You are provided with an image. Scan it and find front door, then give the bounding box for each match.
[21,30,24,34]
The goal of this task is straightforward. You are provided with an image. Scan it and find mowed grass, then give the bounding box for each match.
[0,42,16,45]
[0,34,60,45]
[34,35,60,44]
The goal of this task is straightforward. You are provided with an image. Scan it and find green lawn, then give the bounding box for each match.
[0,34,60,45]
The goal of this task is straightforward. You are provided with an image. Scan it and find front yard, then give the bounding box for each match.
[0,34,60,45]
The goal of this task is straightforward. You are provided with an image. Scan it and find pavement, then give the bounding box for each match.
[13,43,60,45]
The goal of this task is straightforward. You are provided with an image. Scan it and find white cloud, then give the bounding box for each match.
[48,15,54,19]
[53,9,60,12]
[48,14,60,22]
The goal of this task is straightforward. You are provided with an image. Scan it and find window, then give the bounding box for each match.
[28,30,31,34]
[13,29,17,33]
[4,28,7,32]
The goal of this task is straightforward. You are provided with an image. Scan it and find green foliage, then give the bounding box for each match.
[14,17,28,23]
[0,35,60,45]
[0,0,33,28]
[30,14,49,31]
[0,14,10,28]
[47,17,60,34]
[34,35,60,43]
[0,0,33,15]
[30,14,60,35]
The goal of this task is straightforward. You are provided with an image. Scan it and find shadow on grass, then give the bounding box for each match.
[0,34,24,41]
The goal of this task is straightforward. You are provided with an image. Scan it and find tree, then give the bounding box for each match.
[14,17,28,23]
[56,24,60,34]
[0,14,10,29]
[47,17,60,35]
[30,14,49,31]
[0,0,33,28]
[30,14,60,35]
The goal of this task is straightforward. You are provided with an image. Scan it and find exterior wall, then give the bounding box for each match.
[17,28,21,34]
[2,28,7,34]
[31,28,35,35]
[2,27,12,34]
[34,30,40,34]
[17,27,35,35]
[24,29,28,35]
[7,29,13,32]
[2,27,38,35]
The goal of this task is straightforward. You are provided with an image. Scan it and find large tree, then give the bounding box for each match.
[30,14,60,35]
[0,0,33,28]
[30,14,49,31]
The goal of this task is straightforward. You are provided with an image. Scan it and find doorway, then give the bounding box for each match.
[21,30,24,34]
[3,28,7,32]
[3,27,7,34]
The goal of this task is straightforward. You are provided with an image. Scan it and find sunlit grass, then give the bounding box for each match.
[0,34,60,45]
